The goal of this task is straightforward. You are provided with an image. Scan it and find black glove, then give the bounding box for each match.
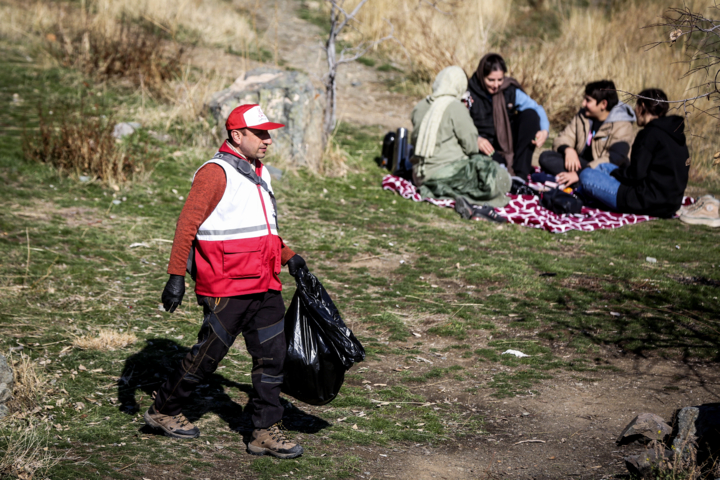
[161,274,185,313]
[286,254,306,277]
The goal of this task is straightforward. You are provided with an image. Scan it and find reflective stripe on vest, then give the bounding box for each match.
[192,158,282,297]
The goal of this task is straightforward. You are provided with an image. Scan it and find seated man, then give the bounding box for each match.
[578,89,689,218]
[539,80,636,187]
[411,65,510,222]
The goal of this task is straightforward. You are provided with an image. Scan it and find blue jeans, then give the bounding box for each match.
[578,163,620,209]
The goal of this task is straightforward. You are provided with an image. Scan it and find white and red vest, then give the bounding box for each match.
[193,153,283,297]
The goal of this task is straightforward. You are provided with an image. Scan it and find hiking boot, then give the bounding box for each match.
[144,405,200,439]
[680,195,720,227]
[454,196,475,220]
[247,422,304,459]
[471,205,507,223]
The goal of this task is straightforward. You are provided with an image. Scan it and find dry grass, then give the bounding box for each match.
[72,329,138,351]
[49,20,184,95]
[318,126,350,177]
[5,352,44,415]
[1,0,256,50]
[0,421,58,480]
[22,104,150,186]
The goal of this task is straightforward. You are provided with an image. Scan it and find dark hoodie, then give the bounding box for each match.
[612,115,689,218]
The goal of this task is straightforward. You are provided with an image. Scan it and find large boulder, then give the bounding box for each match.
[0,354,14,418]
[673,404,720,467]
[208,68,325,169]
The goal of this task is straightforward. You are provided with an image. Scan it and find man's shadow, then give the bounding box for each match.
[118,338,330,439]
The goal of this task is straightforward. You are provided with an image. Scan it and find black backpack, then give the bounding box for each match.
[380,128,413,180]
[541,189,583,215]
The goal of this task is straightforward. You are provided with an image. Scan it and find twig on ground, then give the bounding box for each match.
[513,439,546,445]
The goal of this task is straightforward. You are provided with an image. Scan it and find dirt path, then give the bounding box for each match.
[343,352,720,479]
[256,0,414,130]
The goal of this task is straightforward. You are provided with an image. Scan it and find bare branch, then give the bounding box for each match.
[615,89,715,104]
[417,0,453,15]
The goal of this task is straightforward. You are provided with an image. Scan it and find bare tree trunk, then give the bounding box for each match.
[322,2,340,146]
[321,0,398,149]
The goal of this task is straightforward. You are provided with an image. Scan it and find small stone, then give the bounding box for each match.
[617,413,672,445]
[112,122,141,139]
[624,447,673,478]
[79,175,91,183]
[646,257,657,263]
[0,355,14,416]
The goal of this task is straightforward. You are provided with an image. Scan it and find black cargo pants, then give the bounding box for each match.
[153,290,286,429]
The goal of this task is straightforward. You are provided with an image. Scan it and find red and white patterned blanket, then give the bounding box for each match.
[382,174,691,234]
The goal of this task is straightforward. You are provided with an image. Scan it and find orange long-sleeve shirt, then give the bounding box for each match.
[167,162,295,276]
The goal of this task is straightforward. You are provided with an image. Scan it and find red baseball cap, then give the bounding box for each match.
[225,104,285,131]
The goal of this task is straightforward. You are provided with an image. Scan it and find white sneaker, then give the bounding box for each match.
[680,195,720,227]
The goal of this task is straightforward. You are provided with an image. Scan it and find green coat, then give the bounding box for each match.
[410,98,510,207]
[410,98,479,182]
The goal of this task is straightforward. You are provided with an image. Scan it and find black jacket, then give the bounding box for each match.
[467,75,518,148]
[612,115,689,218]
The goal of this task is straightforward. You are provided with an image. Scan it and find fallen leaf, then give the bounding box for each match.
[90,368,104,373]
[352,424,358,430]
[78,365,87,371]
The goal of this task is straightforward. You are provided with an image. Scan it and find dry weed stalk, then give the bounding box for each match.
[73,329,138,351]
[319,127,350,177]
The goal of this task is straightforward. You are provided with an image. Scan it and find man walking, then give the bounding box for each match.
[144,104,306,459]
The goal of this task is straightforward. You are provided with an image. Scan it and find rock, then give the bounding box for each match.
[617,413,672,445]
[208,67,324,169]
[113,122,141,139]
[624,447,673,479]
[673,404,720,466]
[0,354,14,417]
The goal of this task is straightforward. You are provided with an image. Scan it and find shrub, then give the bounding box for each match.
[22,104,149,185]
[49,20,183,95]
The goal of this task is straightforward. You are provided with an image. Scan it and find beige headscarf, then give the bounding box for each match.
[414,66,468,159]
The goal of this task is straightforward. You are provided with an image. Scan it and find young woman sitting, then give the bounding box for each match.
[466,53,550,180]
[577,89,689,218]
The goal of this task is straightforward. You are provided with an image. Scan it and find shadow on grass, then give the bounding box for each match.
[539,283,720,364]
[117,338,330,438]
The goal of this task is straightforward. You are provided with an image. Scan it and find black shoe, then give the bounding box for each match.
[454,197,475,220]
[471,206,507,223]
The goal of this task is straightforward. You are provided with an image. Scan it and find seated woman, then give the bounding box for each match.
[411,65,510,222]
[578,89,689,218]
[466,53,550,180]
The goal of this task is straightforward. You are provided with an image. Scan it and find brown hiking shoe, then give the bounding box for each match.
[144,405,200,439]
[247,422,303,459]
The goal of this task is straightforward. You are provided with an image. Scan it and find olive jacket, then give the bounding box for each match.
[410,98,479,183]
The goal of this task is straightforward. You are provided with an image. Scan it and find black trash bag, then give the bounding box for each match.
[541,188,583,215]
[282,268,365,405]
